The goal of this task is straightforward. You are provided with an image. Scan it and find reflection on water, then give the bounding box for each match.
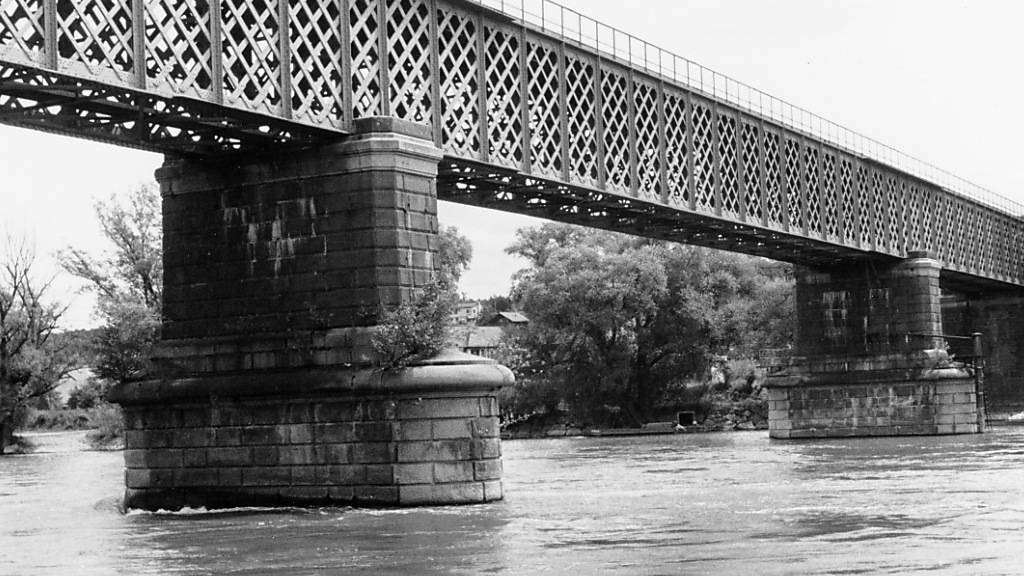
[2,429,1023,575]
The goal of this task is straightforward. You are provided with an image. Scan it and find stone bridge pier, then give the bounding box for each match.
[110,118,511,511]
[767,252,982,438]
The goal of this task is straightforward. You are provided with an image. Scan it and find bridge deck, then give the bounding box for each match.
[1,0,1020,288]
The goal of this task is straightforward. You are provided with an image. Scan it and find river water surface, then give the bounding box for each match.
[2,428,1023,575]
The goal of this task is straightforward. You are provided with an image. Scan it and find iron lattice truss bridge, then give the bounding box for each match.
[1,0,1020,288]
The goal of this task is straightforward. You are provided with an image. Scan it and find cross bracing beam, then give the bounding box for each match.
[0,0,1021,287]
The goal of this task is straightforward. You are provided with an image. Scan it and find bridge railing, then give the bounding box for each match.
[468,0,1024,217]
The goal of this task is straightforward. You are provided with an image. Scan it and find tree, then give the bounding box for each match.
[505,224,794,426]
[0,239,79,453]
[60,185,162,387]
[372,225,473,367]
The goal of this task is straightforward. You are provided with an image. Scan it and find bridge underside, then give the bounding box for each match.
[0,62,338,156]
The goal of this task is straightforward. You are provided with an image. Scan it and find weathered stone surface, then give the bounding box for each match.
[111,121,510,511]
[769,256,982,438]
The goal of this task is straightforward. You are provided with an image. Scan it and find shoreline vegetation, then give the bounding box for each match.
[17,404,124,451]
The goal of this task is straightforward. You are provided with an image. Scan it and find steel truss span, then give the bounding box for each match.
[1,0,1020,287]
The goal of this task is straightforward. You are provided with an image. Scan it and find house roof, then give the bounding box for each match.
[463,326,506,349]
[482,311,529,325]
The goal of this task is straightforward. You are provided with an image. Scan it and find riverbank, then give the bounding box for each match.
[502,396,769,439]
[12,405,124,452]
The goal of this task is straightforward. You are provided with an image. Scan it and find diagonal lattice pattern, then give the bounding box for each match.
[565,51,598,187]
[741,121,762,224]
[350,0,382,118]
[822,152,838,240]
[785,139,803,231]
[718,112,739,217]
[839,158,856,244]
[484,24,522,168]
[764,130,784,228]
[907,184,921,251]
[221,0,280,114]
[691,100,714,212]
[144,1,212,98]
[437,5,479,157]
[527,38,561,179]
[664,89,689,208]
[387,0,431,123]
[633,79,661,201]
[290,0,344,127]
[803,145,821,236]
[57,0,133,81]
[0,0,44,63]
[601,67,630,194]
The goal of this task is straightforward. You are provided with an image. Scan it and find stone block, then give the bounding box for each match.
[434,462,475,483]
[287,424,314,445]
[145,449,184,469]
[207,447,252,467]
[291,465,318,486]
[279,445,317,466]
[141,430,174,449]
[394,463,434,484]
[353,422,394,442]
[242,467,291,487]
[396,441,436,463]
[318,443,351,465]
[471,417,500,438]
[315,402,357,423]
[353,442,393,464]
[432,419,472,440]
[280,486,329,501]
[318,423,356,443]
[183,449,207,468]
[474,460,503,481]
[253,446,279,466]
[470,439,500,460]
[325,464,359,484]
[483,481,503,502]
[396,420,433,441]
[397,398,481,420]
[354,485,399,504]
[126,469,153,489]
[328,486,355,502]
[215,427,242,447]
[175,428,214,448]
[363,464,395,485]
[174,469,219,487]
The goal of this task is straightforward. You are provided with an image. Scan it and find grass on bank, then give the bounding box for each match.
[22,403,124,450]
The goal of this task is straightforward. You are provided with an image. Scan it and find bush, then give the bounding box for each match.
[66,378,107,410]
[372,278,456,368]
[25,408,92,430]
[725,358,760,398]
[85,403,123,449]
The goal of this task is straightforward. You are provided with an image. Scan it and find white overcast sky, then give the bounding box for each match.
[2,0,1022,329]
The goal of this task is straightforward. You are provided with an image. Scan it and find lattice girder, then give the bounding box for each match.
[1,0,1022,288]
[526,35,562,179]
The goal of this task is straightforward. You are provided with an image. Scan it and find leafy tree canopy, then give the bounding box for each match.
[1,239,80,452]
[502,224,793,426]
[60,185,162,386]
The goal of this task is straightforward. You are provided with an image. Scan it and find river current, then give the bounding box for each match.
[1,428,1022,575]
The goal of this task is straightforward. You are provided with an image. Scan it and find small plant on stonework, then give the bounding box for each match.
[371,226,472,369]
[372,277,457,369]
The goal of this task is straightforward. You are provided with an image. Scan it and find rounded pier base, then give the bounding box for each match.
[110,352,512,511]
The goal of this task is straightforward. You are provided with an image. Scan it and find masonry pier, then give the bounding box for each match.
[767,252,982,438]
[109,118,511,510]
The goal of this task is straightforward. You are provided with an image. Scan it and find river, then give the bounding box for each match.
[1,428,1023,575]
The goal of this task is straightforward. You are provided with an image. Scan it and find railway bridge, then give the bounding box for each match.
[2,0,1021,509]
